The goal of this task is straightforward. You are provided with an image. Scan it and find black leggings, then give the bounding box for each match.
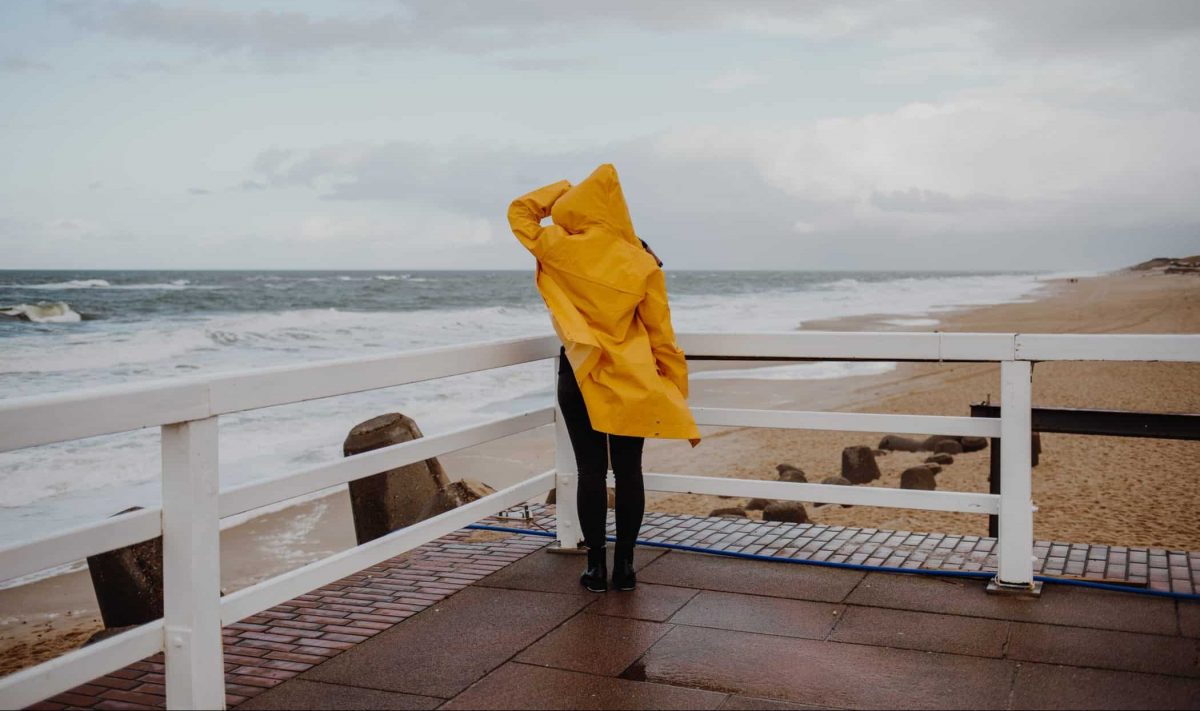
[556,347,645,550]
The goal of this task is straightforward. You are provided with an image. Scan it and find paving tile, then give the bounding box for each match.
[718,696,835,710]
[304,586,591,698]
[636,551,864,603]
[515,613,672,677]
[236,679,440,710]
[441,662,727,710]
[668,590,842,640]
[474,546,666,594]
[1007,623,1200,677]
[584,583,699,622]
[626,624,1014,709]
[1180,601,1200,638]
[829,605,1009,657]
[1010,662,1200,709]
[846,572,1177,634]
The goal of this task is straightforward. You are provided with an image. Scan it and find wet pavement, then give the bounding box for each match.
[238,545,1200,710]
[27,506,1200,709]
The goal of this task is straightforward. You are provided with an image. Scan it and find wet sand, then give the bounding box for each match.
[4,268,1198,674]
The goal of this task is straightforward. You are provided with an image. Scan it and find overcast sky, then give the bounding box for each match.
[2,1,1198,271]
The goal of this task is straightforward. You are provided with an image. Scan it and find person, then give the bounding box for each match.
[507,163,700,593]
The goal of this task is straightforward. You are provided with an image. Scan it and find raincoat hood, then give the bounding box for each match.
[551,163,642,248]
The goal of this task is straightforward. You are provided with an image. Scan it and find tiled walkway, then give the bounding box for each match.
[25,504,1200,709]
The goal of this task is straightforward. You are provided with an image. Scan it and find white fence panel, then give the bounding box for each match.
[642,473,999,514]
[692,407,1002,438]
[1015,333,1200,362]
[207,335,560,415]
[0,380,210,453]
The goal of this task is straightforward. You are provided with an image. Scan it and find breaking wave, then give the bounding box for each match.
[1,301,82,323]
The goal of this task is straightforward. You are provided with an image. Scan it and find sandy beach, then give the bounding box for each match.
[3,266,1198,674]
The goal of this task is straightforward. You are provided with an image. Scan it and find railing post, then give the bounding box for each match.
[161,416,226,709]
[990,361,1041,596]
[552,356,584,550]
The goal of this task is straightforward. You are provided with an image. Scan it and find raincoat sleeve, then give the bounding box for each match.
[507,180,572,258]
[637,268,689,399]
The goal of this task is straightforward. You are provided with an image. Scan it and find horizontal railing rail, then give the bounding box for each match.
[0,334,562,453]
[1,330,1197,709]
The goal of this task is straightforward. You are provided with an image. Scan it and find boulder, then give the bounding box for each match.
[921,435,961,452]
[900,466,937,491]
[777,465,808,483]
[344,413,451,545]
[840,445,881,484]
[925,453,954,465]
[745,498,771,511]
[86,507,163,629]
[934,440,964,455]
[417,479,497,521]
[923,463,943,475]
[815,476,854,508]
[960,436,988,453]
[878,435,922,452]
[762,501,810,524]
[709,506,747,518]
[872,449,890,456]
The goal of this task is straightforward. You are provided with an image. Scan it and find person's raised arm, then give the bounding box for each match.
[637,268,688,399]
[507,180,572,257]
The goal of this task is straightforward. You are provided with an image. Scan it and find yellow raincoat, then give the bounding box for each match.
[508,164,701,446]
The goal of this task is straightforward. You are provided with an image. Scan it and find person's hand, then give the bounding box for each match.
[640,239,663,267]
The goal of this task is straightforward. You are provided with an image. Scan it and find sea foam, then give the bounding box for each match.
[1,301,82,323]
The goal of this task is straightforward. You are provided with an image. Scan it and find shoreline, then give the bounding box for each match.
[3,267,1198,674]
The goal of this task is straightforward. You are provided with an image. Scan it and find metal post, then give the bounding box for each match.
[552,356,584,551]
[990,361,1041,596]
[987,437,1001,538]
[161,417,226,709]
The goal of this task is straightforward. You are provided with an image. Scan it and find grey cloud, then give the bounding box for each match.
[1,55,52,72]
[239,128,1200,271]
[241,137,853,269]
[188,187,211,195]
[58,1,1200,59]
[57,1,414,55]
[970,0,1200,55]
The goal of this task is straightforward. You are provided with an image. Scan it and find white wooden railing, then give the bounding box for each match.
[0,331,1196,709]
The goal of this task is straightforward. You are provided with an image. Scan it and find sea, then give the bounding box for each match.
[0,268,1092,578]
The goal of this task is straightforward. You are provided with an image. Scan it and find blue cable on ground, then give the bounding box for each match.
[464,523,1200,602]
